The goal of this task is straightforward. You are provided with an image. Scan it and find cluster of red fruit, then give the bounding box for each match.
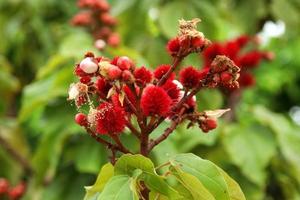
[0,178,26,200]
[71,0,120,50]
[202,35,274,89]
[68,19,240,156]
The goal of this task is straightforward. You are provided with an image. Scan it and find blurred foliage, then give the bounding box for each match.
[0,0,300,199]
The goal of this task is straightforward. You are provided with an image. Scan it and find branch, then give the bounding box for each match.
[148,108,186,151]
[110,134,132,154]
[115,85,146,132]
[157,56,183,86]
[86,127,132,154]
[126,121,140,139]
[115,86,138,115]
[0,135,33,175]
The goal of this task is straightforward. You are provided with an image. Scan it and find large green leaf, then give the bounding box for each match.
[114,154,154,175]
[140,171,182,199]
[253,106,300,183]
[223,124,276,186]
[217,167,246,200]
[97,175,138,200]
[84,163,114,200]
[170,165,215,200]
[170,153,245,200]
[114,154,182,199]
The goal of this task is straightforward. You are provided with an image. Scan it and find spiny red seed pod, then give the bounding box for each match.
[237,51,262,68]
[80,76,91,84]
[200,118,217,133]
[122,70,134,82]
[100,13,117,25]
[179,66,202,89]
[134,66,153,86]
[191,37,204,48]
[8,182,26,200]
[185,95,196,112]
[0,178,9,194]
[95,78,111,96]
[97,26,112,38]
[71,11,92,26]
[235,35,250,47]
[107,65,122,80]
[95,0,110,11]
[110,56,119,65]
[95,102,126,134]
[220,72,233,84]
[161,81,181,103]
[116,56,133,70]
[75,113,88,126]
[154,64,175,80]
[239,72,255,87]
[198,68,209,79]
[262,51,275,61]
[123,85,137,106]
[141,85,172,116]
[107,33,120,47]
[224,41,240,59]
[203,43,225,65]
[166,37,180,55]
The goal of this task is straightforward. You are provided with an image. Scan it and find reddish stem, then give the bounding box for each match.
[148,108,186,151]
[157,56,183,86]
[110,134,132,154]
[86,127,132,154]
[126,121,141,139]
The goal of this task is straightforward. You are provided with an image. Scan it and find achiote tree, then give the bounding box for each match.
[68,18,245,200]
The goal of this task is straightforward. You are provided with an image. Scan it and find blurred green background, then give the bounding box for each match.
[1,0,300,199]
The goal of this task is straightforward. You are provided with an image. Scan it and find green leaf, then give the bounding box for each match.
[114,154,154,175]
[140,171,182,199]
[223,124,276,186]
[74,138,107,174]
[84,163,114,200]
[253,106,300,182]
[114,154,181,199]
[170,165,215,200]
[170,153,245,200]
[97,175,138,200]
[19,65,73,122]
[217,167,246,200]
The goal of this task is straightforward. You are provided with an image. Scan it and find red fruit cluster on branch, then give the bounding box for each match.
[0,178,26,200]
[167,19,211,58]
[202,35,274,88]
[68,19,240,158]
[71,0,120,50]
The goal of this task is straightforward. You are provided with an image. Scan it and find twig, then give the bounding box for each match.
[223,90,241,122]
[109,147,117,165]
[115,86,138,115]
[86,127,131,154]
[148,108,186,151]
[157,56,183,86]
[126,121,141,139]
[110,134,132,154]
